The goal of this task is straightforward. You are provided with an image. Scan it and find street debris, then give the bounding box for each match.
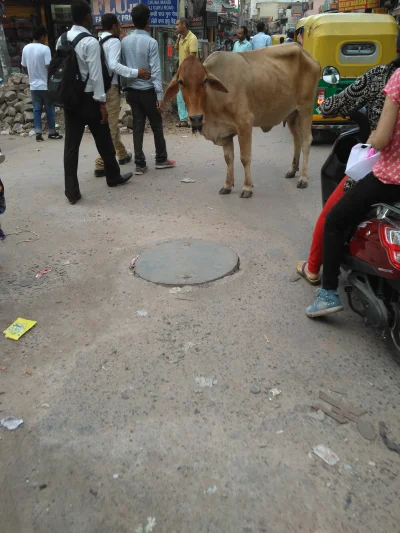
[181,178,196,183]
[40,403,50,408]
[39,484,47,490]
[357,419,376,441]
[344,494,352,509]
[313,444,340,466]
[276,430,284,434]
[130,255,139,269]
[0,366,7,372]
[259,443,268,448]
[22,369,33,376]
[379,422,400,454]
[289,273,301,283]
[368,461,376,467]
[136,310,148,317]
[0,416,23,430]
[264,335,269,343]
[250,384,261,394]
[195,377,217,388]
[35,268,51,279]
[343,464,353,471]
[206,485,217,495]
[318,391,367,416]
[89,488,98,497]
[270,388,282,397]
[312,403,347,424]
[135,517,156,533]
[308,409,325,422]
[169,286,192,294]
[4,318,37,340]
[113,474,119,479]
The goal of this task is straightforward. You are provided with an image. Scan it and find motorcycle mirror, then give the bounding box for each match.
[322,66,340,86]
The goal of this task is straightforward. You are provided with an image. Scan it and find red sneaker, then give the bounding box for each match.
[155,159,176,169]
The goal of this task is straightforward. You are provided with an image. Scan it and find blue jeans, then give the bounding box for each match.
[177,89,187,122]
[31,90,56,135]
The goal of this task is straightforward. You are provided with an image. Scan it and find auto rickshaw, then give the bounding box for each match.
[294,13,398,141]
[272,34,285,45]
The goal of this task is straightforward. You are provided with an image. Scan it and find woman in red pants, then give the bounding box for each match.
[297,35,400,284]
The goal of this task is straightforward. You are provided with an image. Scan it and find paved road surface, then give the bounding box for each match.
[1,127,400,533]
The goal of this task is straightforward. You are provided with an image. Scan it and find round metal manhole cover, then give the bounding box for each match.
[134,239,239,286]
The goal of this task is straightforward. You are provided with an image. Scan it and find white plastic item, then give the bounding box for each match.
[346,143,380,182]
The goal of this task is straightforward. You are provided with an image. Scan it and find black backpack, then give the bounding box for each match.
[99,34,120,93]
[48,32,95,110]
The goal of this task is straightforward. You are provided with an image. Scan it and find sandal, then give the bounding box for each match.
[36,134,44,142]
[48,133,63,140]
[176,121,189,128]
[297,261,321,286]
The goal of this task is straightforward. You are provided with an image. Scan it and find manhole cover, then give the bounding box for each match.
[134,239,239,286]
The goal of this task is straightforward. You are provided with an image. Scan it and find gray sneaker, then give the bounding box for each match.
[135,165,149,175]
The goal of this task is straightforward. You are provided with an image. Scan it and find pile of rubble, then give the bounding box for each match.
[0,73,62,136]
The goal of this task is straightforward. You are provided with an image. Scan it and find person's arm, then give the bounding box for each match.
[21,48,28,75]
[319,66,382,118]
[246,41,252,51]
[149,40,163,110]
[189,35,198,56]
[368,96,398,150]
[106,38,139,79]
[84,37,106,103]
[266,35,272,47]
[45,46,51,67]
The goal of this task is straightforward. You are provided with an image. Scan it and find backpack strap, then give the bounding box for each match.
[100,35,120,46]
[71,32,96,48]
[61,32,69,47]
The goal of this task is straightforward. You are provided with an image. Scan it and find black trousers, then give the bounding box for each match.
[64,93,120,200]
[125,89,167,167]
[323,172,400,290]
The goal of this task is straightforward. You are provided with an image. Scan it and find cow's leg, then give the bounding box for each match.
[219,137,235,195]
[237,125,253,199]
[285,111,301,180]
[297,109,313,189]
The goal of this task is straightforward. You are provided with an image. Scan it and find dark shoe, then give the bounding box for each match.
[107,172,133,187]
[68,193,82,205]
[48,133,63,140]
[119,152,132,165]
[94,169,106,177]
[155,159,176,169]
[36,134,44,142]
[135,165,149,175]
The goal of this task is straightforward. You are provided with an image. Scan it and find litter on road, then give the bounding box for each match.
[195,377,217,388]
[357,419,376,441]
[181,178,196,183]
[136,310,148,317]
[379,422,400,454]
[4,318,37,340]
[35,268,51,279]
[250,384,261,394]
[313,444,340,466]
[0,417,24,430]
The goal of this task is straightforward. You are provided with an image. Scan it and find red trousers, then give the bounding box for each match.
[307,176,348,275]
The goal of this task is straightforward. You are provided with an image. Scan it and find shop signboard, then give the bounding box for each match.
[206,0,224,12]
[338,0,379,11]
[189,16,203,28]
[91,0,178,27]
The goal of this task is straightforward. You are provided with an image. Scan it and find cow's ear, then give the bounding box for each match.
[205,70,229,93]
[164,72,180,102]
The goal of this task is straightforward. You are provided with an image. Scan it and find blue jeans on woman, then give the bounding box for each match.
[31,90,56,135]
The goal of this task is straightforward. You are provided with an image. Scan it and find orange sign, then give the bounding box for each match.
[167,45,173,57]
[338,0,379,11]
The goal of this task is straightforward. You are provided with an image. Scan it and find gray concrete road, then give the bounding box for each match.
[1,127,400,533]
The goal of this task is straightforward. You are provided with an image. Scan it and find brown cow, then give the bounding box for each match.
[164,45,320,197]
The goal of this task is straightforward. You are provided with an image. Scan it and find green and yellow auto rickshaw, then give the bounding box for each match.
[272,34,285,45]
[295,13,398,140]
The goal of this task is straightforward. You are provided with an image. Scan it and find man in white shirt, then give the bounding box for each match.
[21,26,63,142]
[58,0,132,205]
[94,13,150,178]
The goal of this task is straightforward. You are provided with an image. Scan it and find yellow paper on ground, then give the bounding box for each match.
[4,318,37,340]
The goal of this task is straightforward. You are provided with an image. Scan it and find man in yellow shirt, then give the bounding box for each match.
[175,18,198,127]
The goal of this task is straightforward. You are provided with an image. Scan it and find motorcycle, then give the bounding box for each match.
[321,111,400,352]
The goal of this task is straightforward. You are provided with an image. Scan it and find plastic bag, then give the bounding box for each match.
[345,143,380,182]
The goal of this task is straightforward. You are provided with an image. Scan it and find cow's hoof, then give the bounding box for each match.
[240,189,253,198]
[219,187,232,195]
[297,180,308,189]
[285,171,296,179]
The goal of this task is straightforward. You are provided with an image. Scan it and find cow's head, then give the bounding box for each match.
[164,55,228,132]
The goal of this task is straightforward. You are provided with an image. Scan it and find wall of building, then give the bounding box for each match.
[306,0,324,15]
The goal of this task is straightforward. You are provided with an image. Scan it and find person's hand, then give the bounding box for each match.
[100,105,108,124]
[157,100,163,113]
[367,131,376,145]
[138,68,151,80]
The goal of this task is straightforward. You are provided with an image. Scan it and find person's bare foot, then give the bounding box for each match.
[297,260,321,285]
